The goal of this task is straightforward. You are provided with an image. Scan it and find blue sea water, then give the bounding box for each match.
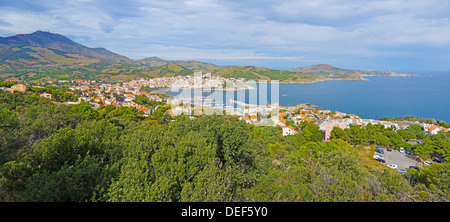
[168,72,450,122]
[277,72,450,122]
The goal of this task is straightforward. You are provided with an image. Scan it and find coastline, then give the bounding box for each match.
[253,73,419,84]
[157,84,255,94]
[169,85,255,91]
[151,73,419,94]
[278,78,369,84]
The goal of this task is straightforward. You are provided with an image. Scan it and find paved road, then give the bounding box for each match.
[377,150,420,170]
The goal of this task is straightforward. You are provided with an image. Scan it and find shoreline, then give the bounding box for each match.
[249,73,419,84]
[151,73,419,93]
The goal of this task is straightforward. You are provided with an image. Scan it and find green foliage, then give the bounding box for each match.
[180,161,233,202]
[0,91,449,202]
[381,116,440,126]
[413,136,450,159]
[409,163,450,196]
[133,95,151,106]
[298,121,323,142]
[330,126,349,141]
[397,129,416,140]
[257,70,292,81]
[222,70,259,80]
[0,82,15,87]
[329,122,448,158]
[29,85,77,102]
[20,155,105,202]
[0,119,122,201]
[409,124,424,134]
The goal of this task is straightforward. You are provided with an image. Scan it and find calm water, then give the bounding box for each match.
[168,72,450,122]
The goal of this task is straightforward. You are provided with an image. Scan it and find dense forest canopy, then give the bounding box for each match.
[0,90,449,202]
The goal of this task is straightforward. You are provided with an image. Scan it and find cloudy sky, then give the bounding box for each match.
[1,0,450,71]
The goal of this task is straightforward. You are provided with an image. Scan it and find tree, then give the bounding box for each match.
[71,102,99,120]
[149,132,217,201]
[409,163,450,197]
[0,120,122,201]
[409,124,423,134]
[19,155,105,202]
[345,125,367,145]
[1,91,450,202]
[311,150,368,201]
[180,161,233,202]
[299,121,323,142]
[375,134,391,147]
[330,126,349,141]
[397,129,416,140]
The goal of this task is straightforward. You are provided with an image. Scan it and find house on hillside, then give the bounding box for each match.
[39,92,52,100]
[424,124,449,135]
[138,107,151,115]
[319,121,348,142]
[124,94,135,102]
[11,84,28,92]
[282,126,297,136]
[0,87,14,93]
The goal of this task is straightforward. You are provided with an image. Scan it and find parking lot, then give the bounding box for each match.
[375,149,420,170]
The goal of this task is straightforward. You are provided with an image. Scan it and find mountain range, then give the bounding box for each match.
[0,31,413,83]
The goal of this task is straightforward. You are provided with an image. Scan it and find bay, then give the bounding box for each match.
[278,72,450,122]
[167,71,450,123]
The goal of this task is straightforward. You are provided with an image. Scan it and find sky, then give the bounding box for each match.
[1,0,450,72]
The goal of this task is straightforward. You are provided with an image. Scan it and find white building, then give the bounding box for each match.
[282,126,297,136]
[319,121,349,141]
[423,124,449,135]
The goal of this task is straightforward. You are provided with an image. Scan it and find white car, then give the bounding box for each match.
[397,169,407,174]
[387,164,398,169]
[424,161,432,166]
[373,154,383,159]
[399,148,405,153]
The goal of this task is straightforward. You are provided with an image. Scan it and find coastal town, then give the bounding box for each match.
[1,74,449,141]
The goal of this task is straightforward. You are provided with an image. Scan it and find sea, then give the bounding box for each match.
[167,71,450,123]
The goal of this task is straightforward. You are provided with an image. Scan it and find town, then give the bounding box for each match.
[1,74,449,141]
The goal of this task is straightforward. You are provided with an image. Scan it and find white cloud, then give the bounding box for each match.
[0,9,55,35]
[1,0,450,70]
[273,0,450,19]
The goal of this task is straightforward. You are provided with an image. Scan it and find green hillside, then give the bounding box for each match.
[137,56,220,71]
[0,31,415,83]
[146,64,194,77]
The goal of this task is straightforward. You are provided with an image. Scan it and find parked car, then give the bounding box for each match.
[387,147,392,151]
[405,150,411,155]
[397,169,407,174]
[424,161,432,166]
[375,148,384,154]
[373,154,385,162]
[377,158,386,163]
[387,164,398,169]
[373,154,383,159]
[409,166,420,171]
[399,147,405,153]
[433,158,446,163]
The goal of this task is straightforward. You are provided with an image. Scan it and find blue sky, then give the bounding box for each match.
[1,0,450,72]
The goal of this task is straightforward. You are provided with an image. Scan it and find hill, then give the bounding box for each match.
[137,56,220,71]
[138,63,194,78]
[0,31,415,83]
[207,65,370,83]
[288,63,415,78]
[0,30,129,61]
